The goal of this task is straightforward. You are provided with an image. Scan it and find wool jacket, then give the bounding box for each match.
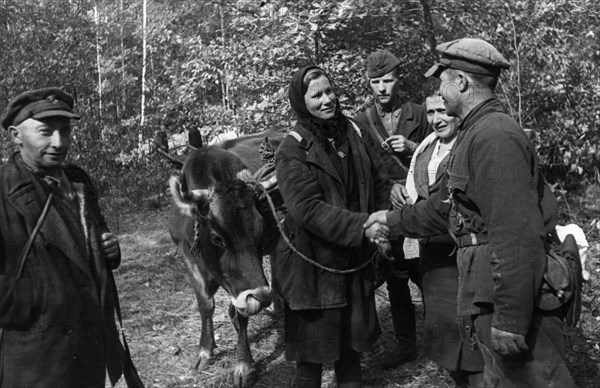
[273,120,389,310]
[354,102,430,181]
[445,98,547,335]
[0,153,124,387]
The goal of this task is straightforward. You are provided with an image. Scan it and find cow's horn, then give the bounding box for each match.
[236,169,253,182]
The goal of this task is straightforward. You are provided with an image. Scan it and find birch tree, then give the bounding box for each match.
[140,0,147,146]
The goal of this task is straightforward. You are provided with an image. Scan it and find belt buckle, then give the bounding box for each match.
[380,141,390,151]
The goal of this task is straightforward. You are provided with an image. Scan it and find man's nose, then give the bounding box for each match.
[50,130,64,147]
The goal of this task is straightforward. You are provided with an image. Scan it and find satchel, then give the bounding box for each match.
[536,234,583,327]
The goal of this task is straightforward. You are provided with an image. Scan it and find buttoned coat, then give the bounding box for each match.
[273,121,389,310]
[0,153,123,387]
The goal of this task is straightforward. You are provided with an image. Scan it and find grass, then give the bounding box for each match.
[106,189,600,387]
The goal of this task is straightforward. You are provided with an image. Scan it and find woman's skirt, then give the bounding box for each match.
[284,273,380,363]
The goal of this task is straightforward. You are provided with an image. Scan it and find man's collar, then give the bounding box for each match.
[375,99,402,117]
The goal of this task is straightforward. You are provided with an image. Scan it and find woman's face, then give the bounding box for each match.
[426,95,460,141]
[303,75,337,120]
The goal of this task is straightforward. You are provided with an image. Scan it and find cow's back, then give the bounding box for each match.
[217,129,286,172]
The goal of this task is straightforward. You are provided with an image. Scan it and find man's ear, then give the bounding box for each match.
[9,125,22,145]
[457,72,469,93]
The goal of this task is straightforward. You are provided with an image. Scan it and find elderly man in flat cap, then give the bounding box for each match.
[365,38,575,387]
[354,48,431,369]
[0,88,125,387]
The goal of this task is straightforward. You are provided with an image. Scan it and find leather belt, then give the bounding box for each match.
[455,232,488,248]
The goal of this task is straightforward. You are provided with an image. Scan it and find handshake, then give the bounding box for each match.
[363,183,410,246]
[363,210,389,245]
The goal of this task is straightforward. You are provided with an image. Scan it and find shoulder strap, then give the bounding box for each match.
[0,191,54,384]
[365,108,408,173]
[109,271,146,388]
[288,130,302,142]
[347,119,362,138]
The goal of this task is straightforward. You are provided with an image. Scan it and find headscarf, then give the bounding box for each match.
[288,65,347,145]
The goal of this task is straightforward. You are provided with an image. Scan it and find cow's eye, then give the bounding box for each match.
[210,233,225,247]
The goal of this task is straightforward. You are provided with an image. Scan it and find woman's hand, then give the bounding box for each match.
[364,211,389,244]
[390,183,409,209]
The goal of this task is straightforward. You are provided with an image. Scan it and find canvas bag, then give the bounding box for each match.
[536,233,583,327]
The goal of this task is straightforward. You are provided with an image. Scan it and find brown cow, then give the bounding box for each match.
[168,146,278,388]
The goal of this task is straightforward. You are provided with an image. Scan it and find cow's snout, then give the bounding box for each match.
[231,286,272,316]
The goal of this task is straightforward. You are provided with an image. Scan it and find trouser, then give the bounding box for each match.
[387,239,421,347]
[472,310,575,388]
[295,348,362,388]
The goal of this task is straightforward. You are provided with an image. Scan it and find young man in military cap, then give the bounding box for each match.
[0,88,125,387]
[365,38,575,387]
[354,48,430,368]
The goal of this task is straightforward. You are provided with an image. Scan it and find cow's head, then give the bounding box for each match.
[169,169,273,316]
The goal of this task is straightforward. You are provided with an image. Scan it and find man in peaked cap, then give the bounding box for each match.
[0,88,126,387]
[365,38,575,387]
[355,49,430,369]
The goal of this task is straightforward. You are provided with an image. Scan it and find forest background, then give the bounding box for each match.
[1,0,599,211]
[1,1,600,387]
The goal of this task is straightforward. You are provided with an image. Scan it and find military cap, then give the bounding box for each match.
[424,38,511,78]
[1,87,81,130]
[366,49,400,78]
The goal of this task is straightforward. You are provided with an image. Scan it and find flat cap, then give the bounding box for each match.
[366,49,400,78]
[424,38,511,78]
[1,87,81,130]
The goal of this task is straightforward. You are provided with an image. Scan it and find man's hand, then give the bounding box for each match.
[385,135,416,154]
[364,211,389,244]
[491,327,529,357]
[390,183,409,209]
[101,232,120,261]
[364,210,387,229]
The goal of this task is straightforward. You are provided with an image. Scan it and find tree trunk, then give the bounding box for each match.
[419,0,437,58]
[94,2,103,121]
[119,0,125,118]
[140,0,147,147]
[220,1,229,111]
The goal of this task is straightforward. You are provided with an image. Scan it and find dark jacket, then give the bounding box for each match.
[354,102,430,181]
[445,98,547,335]
[273,120,389,310]
[0,153,124,387]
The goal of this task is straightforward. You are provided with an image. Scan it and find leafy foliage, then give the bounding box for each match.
[0,0,598,209]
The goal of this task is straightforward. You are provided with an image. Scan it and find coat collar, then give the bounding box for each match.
[458,98,504,133]
[369,102,420,139]
[294,124,344,186]
[7,155,93,279]
[292,121,371,210]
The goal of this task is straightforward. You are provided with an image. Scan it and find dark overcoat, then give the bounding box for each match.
[273,120,389,310]
[0,153,124,388]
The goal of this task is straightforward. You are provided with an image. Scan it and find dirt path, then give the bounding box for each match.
[108,208,600,388]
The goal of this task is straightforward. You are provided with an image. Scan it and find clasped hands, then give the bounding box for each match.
[364,183,410,245]
[363,210,389,245]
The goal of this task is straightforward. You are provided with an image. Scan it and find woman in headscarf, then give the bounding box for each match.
[272,66,390,387]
